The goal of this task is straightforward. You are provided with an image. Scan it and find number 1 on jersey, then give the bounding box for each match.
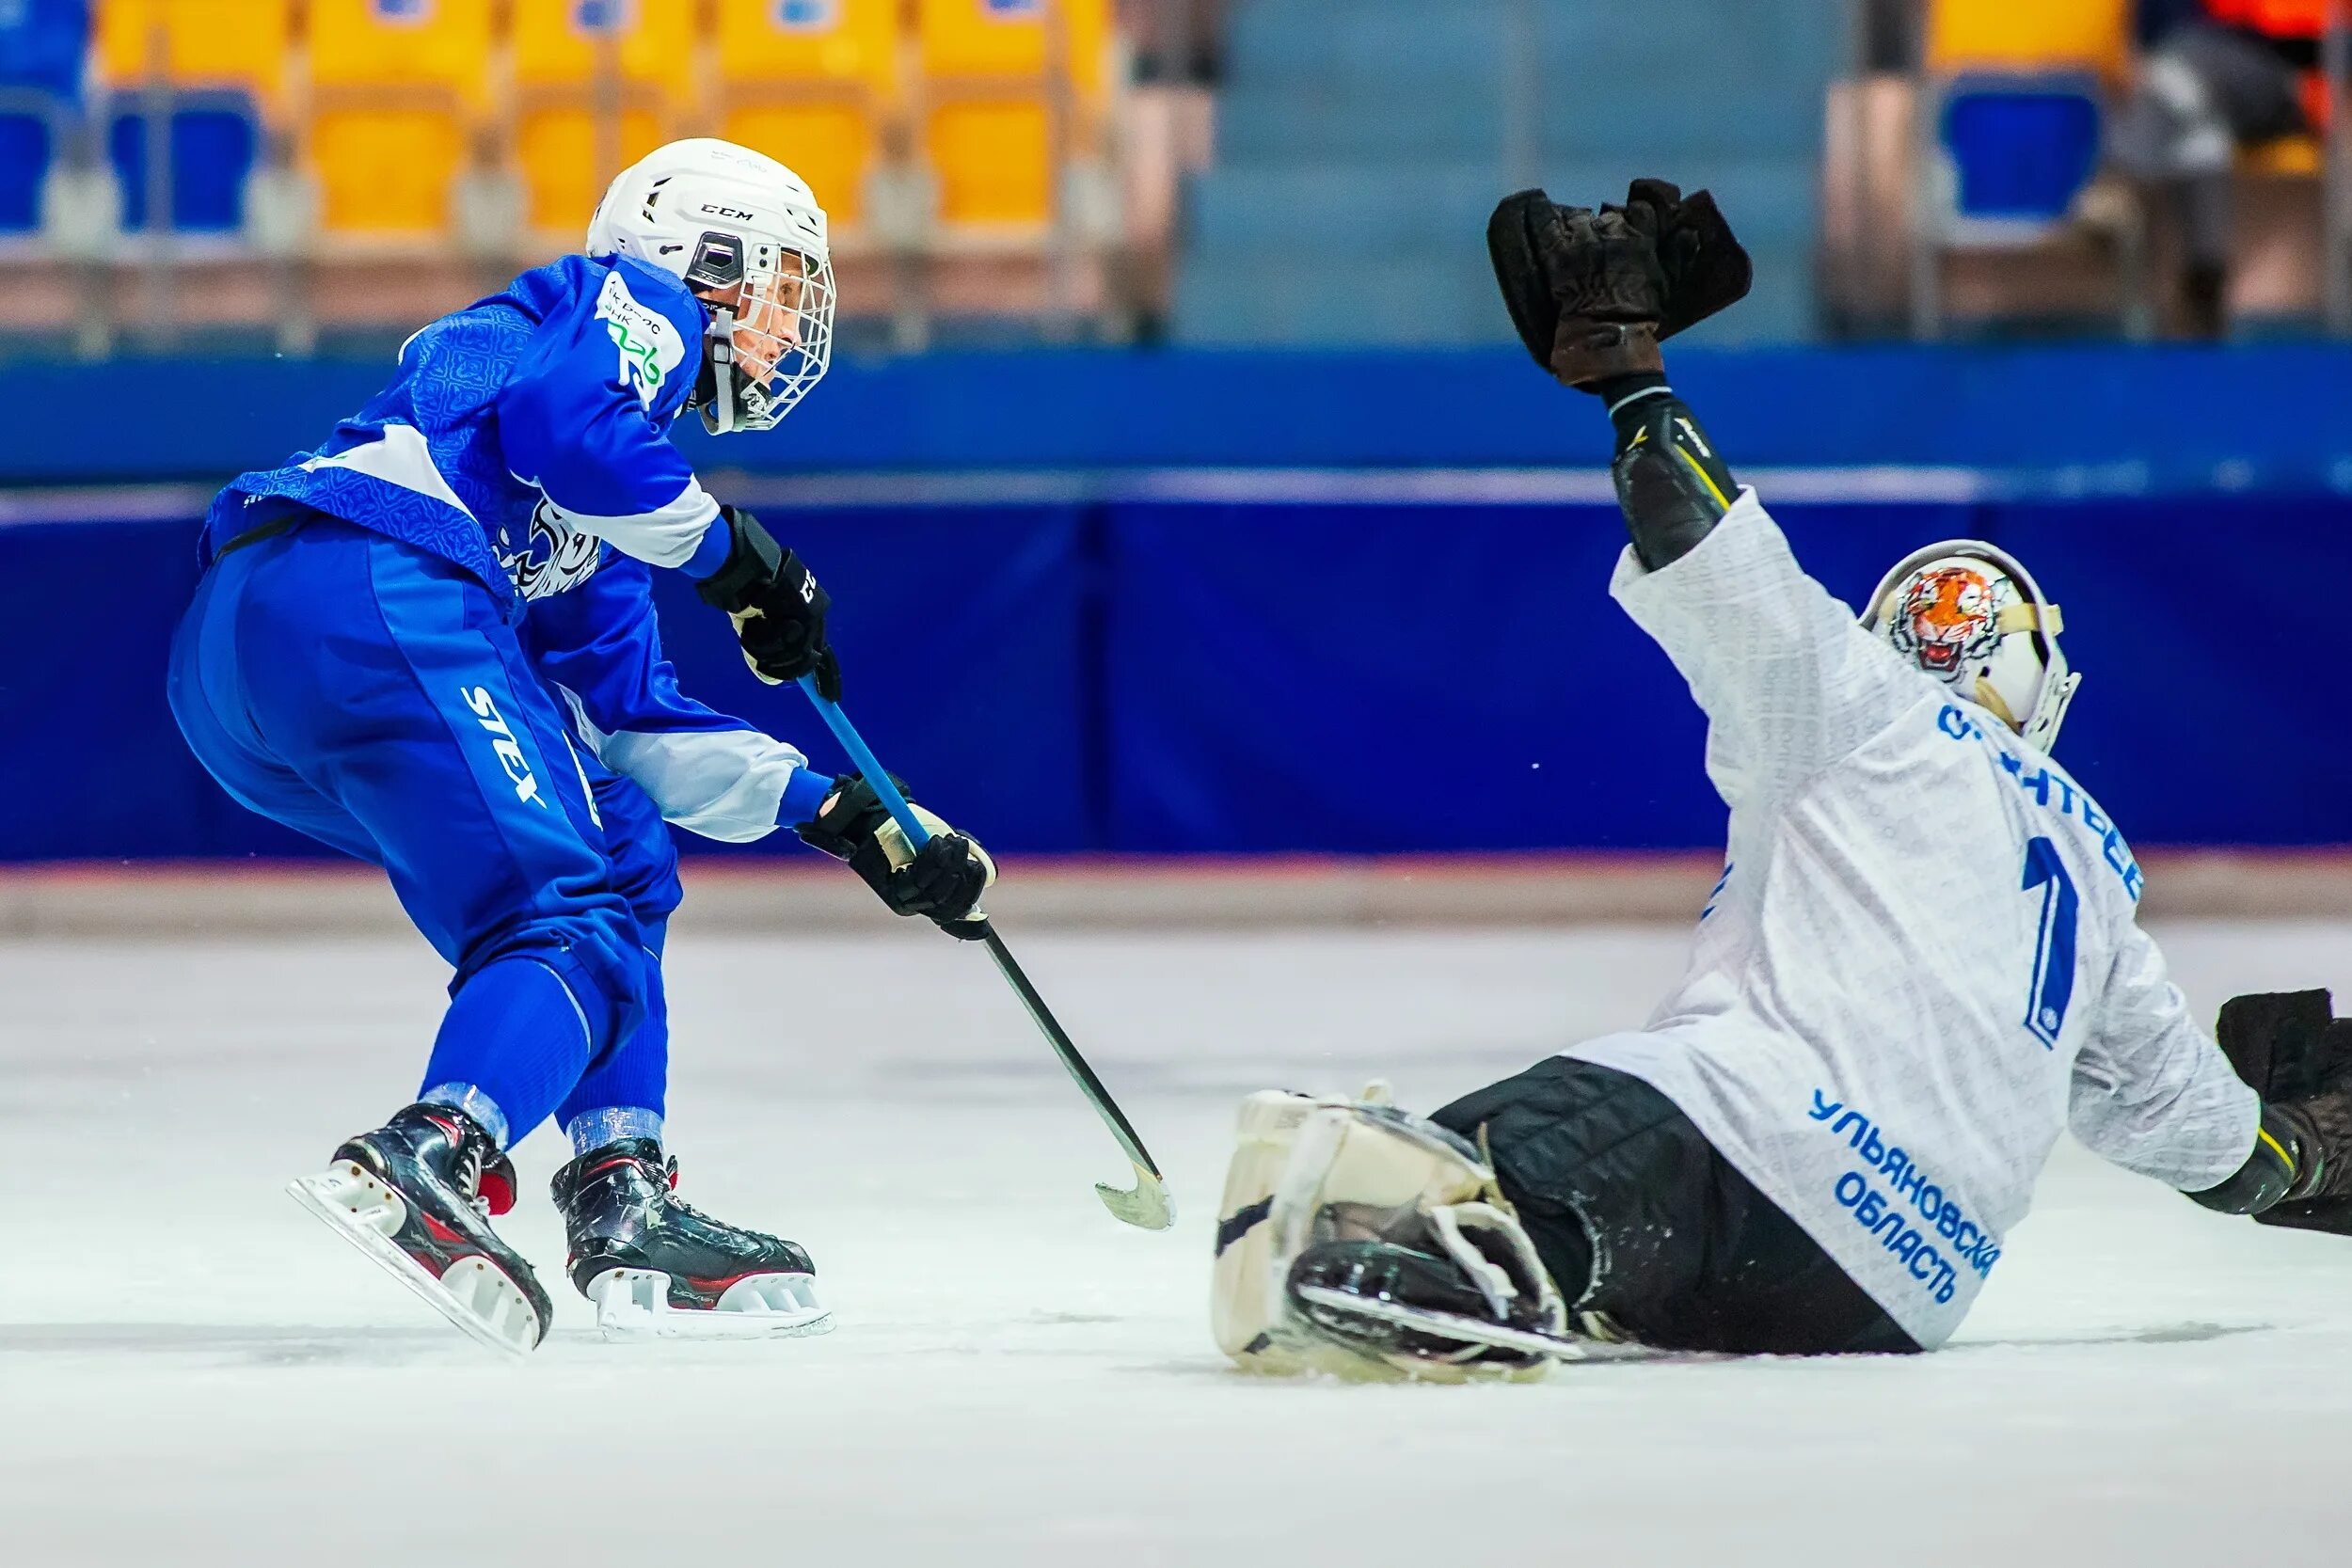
[2020,836,2078,1048]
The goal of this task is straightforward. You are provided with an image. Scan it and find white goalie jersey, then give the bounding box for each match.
[1567,491,2258,1349]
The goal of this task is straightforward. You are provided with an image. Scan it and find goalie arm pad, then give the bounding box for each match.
[2184,1104,2307,1214]
[1599,376,1739,570]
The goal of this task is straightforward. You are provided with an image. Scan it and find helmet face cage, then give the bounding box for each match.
[685,230,835,436]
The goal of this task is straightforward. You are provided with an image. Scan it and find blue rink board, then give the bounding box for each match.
[3,489,2346,861]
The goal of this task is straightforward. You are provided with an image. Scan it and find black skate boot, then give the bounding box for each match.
[286,1103,551,1356]
[552,1139,832,1339]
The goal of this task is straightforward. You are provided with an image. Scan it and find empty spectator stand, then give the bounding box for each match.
[1172,0,1834,346]
[0,0,1136,356]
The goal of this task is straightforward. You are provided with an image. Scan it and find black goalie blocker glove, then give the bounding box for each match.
[2197,990,2352,1233]
[695,505,844,701]
[1486,179,1751,388]
[797,773,996,940]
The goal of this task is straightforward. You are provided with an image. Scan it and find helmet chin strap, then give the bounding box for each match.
[701,307,741,436]
[1976,601,2066,738]
[1972,677,2022,734]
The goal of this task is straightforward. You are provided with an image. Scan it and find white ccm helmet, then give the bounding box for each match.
[1860,539,2082,752]
[586,138,834,435]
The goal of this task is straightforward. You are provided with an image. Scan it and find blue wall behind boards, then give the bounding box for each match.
[4,492,2345,863]
[1,343,2348,491]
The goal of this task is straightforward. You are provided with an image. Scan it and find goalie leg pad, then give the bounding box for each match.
[1211,1086,1576,1382]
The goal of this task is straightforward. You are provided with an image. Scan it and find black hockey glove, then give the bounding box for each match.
[1607,181,1754,341]
[796,773,996,940]
[1486,180,1750,388]
[694,505,843,701]
[2189,990,2352,1233]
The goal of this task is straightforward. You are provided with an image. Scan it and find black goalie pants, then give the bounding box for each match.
[1434,1057,1921,1355]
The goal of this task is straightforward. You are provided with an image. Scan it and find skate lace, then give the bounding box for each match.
[657,1156,707,1219]
[453,1139,489,1216]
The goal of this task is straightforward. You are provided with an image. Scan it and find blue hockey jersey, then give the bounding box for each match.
[202,254,821,843]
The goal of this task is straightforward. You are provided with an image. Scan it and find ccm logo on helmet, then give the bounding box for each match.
[700,204,757,221]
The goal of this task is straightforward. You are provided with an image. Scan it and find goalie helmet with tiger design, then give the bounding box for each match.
[1861,539,2082,752]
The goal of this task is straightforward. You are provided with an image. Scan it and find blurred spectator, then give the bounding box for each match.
[1123,0,1222,86]
[2113,0,2336,336]
[1859,0,1920,72]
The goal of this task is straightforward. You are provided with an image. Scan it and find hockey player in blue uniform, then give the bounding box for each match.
[167,139,994,1354]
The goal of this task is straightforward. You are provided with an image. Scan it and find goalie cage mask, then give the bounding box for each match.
[1862,538,2081,752]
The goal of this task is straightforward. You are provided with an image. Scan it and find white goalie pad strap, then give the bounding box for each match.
[1995,601,2062,637]
[1428,1200,1565,1330]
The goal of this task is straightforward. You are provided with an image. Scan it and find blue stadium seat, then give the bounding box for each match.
[0,0,88,103]
[1941,75,2104,225]
[0,0,88,236]
[0,109,50,231]
[108,95,260,232]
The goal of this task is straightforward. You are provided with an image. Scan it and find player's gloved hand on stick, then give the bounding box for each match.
[797,773,996,939]
[694,504,843,700]
[1486,179,1750,388]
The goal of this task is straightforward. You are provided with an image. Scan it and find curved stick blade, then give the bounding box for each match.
[1095,1163,1176,1230]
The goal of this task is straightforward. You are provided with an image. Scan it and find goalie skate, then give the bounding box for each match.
[1213,1085,1575,1382]
[285,1104,549,1358]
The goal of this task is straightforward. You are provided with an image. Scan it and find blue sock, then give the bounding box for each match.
[555,918,670,1150]
[417,957,596,1148]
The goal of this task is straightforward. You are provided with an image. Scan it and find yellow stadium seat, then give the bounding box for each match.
[307,0,498,104]
[518,107,672,231]
[310,109,469,234]
[925,102,1054,226]
[916,0,1112,229]
[512,0,698,90]
[304,0,497,239]
[717,0,900,91]
[1926,0,2131,79]
[720,103,879,221]
[511,0,697,233]
[95,0,294,104]
[713,0,904,227]
[2244,133,2325,177]
[918,0,1109,91]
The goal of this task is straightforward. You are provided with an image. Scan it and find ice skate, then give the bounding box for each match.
[552,1139,832,1340]
[286,1103,551,1357]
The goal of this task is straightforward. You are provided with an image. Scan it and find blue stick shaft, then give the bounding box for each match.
[796,674,930,847]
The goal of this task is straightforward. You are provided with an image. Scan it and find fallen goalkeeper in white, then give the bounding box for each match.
[1212,181,2352,1379]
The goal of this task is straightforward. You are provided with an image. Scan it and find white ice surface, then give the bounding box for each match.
[7,921,2352,1565]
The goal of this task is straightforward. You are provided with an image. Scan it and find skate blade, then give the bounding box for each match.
[585,1267,835,1342]
[287,1163,544,1359]
[1292,1284,1586,1365]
